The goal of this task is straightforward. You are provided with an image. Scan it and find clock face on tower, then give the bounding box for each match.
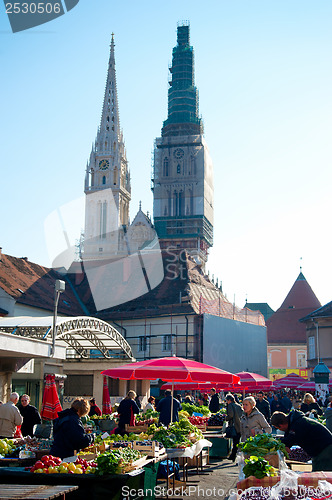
[99,159,109,170]
[173,148,184,159]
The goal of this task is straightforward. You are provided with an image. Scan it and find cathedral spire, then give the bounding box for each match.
[84,34,131,260]
[98,33,121,148]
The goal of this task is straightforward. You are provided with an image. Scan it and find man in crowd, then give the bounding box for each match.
[256,391,271,422]
[157,390,182,427]
[271,410,332,471]
[209,388,220,413]
[18,394,42,437]
[0,392,23,438]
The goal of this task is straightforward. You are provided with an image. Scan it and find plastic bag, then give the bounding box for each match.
[14,425,23,438]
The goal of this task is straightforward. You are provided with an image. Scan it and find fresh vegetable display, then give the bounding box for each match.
[148,418,203,449]
[96,448,143,475]
[242,456,278,479]
[181,403,210,416]
[237,434,288,458]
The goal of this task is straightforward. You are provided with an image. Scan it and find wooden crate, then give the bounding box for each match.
[125,425,149,433]
[195,423,207,432]
[133,440,165,457]
[109,441,133,449]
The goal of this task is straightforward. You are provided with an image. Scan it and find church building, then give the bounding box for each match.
[152,24,214,267]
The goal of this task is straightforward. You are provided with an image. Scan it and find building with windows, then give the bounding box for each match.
[299,301,332,379]
[266,271,321,380]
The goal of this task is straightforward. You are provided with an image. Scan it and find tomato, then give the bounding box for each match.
[54,457,62,465]
[41,455,50,463]
[34,461,44,469]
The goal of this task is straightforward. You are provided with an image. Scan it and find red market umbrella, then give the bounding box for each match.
[235,372,273,388]
[102,356,240,423]
[102,376,112,415]
[41,374,62,421]
[298,380,332,391]
[160,381,242,391]
[102,357,239,384]
[274,373,307,389]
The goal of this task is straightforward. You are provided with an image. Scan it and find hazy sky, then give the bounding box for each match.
[1,1,332,311]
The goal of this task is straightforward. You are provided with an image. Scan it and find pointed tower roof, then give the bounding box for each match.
[94,33,126,161]
[267,272,321,344]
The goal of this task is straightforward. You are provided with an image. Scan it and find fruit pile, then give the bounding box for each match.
[29,455,97,474]
[288,446,311,463]
[207,412,226,426]
[188,416,209,426]
[0,438,17,457]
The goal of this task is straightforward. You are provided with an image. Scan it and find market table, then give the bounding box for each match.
[0,466,145,500]
[203,431,231,458]
[0,484,78,499]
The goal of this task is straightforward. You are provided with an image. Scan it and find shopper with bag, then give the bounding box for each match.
[0,393,23,438]
[226,393,244,462]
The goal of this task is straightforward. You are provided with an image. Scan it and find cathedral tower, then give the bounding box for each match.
[84,34,131,260]
[152,23,214,265]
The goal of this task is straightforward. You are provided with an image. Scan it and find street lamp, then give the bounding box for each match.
[51,279,65,357]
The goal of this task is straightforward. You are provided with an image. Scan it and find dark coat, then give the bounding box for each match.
[117,398,140,430]
[17,404,41,437]
[270,398,286,414]
[209,394,220,413]
[156,395,182,427]
[88,404,102,417]
[300,402,323,416]
[226,402,243,434]
[282,410,332,458]
[256,398,271,422]
[50,408,93,459]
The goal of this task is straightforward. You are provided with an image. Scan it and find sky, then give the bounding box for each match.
[1,0,332,312]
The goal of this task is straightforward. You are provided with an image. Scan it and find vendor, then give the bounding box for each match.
[18,394,42,437]
[50,398,94,459]
[271,410,332,471]
[143,396,156,413]
[88,398,102,417]
[157,390,182,427]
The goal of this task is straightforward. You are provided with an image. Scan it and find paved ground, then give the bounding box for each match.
[157,458,239,499]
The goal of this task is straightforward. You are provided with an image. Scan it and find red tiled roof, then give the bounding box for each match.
[0,253,85,316]
[267,272,321,344]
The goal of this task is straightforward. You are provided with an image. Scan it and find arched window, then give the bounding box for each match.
[177,164,181,175]
[102,176,106,185]
[178,190,184,216]
[163,157,169,177]
[91,169,94,187]
[113,167,117,185]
